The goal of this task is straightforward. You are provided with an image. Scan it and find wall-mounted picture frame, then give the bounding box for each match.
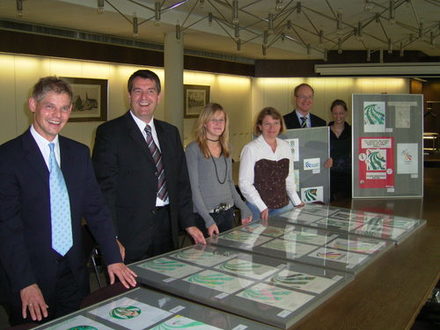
[184,84,210,118]
[61,77,108,122]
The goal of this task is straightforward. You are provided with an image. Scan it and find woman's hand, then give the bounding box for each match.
[241,216,253,225]
[207,223,220,237]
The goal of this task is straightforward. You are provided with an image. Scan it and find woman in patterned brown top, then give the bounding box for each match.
[239,107,304,221]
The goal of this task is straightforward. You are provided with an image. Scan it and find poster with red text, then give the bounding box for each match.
[358,137,394,189]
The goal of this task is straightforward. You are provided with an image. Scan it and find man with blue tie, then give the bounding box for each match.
[283,83,327,129]
[0,77,137,326]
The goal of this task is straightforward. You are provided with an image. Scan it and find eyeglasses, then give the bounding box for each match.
[296,95,313,100]
[209,119,225,123]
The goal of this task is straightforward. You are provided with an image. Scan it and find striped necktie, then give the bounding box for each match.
[48,143,73,256]
[144,125,168,201]
[300,116,307,128]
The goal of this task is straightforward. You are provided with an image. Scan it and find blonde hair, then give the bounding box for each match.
[194,103,230,158]
[254,107,285,136]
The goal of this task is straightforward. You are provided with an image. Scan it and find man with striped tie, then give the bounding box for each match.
[283,83,332,168]
[0,77,137,326]
[93,70,206,265]
[283,83,327,129]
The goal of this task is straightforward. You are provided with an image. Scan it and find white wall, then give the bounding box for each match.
[0,53,410,161]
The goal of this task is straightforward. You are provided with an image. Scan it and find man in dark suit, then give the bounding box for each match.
[92,69,205,264]
[283,83,326,129]
[0,77,137,326]
[283,83,332,168]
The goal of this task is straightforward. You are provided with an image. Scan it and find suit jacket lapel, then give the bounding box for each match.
[124,112,155,165]
[22,129,49,185]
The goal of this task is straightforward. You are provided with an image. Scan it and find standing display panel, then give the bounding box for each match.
[281,127,330,204]
[352,94,423,198]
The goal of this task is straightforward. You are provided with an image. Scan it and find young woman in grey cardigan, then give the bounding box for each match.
[185,103,252,237]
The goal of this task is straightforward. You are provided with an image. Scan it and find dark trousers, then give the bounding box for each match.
[7,257,86,326]
[195,208,235,237]
[124,206,173,264]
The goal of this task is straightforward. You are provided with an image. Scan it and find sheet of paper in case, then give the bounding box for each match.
[43,314,113,330]
[325,237,388,254]
[240,222,295,237]
[184,269,255,294]
[237,282,314,312]
[136,257,203,279]
[268,269,344,294]
[365,214,420,230]
[352,222,408,241]
[169,246,238,267]
[210,230,273,251]
[88,297,172,329]
[281,226,339,246]
[150,314,222,330]
[305,247,368,272]
[275,209,325,225]
[214,256,280,280]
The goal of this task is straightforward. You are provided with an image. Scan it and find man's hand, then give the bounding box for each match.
[20,284,48,321]
[116,239,125,261]
[207,224,219,237]
[107,263,137,289]
[241,216,252,225]
[324,157,333,168]
[186,226,206,245]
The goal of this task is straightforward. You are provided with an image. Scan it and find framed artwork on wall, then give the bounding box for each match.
[61,77,108,122]
[184,84,210,118]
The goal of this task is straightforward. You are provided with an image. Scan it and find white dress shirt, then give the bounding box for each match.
[30,125,61,170]
[130,111,169,206]
[239,135,301,212]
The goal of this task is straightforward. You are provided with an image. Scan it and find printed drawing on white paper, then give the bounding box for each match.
[301,186,324,203]
[388,101,417,128]
[363,101,386,132]
[285,138,300,162]
[397,143,418,174]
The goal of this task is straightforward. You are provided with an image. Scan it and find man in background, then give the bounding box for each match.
[92,69,205,264]
[283,83,326,129]
[0,77,136,326]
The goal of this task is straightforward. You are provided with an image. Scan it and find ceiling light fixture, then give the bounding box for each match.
[388,38,392,54]
[16,0,23,17]
[337,38,342,54]
[389,0,395,24]
[208,12,213,26]
[232,0,239,24]
[236,39,241,51]
[176,24,181,40]
[199,0,205,9]
[275,0,284,12]
[268,13,274,34]
[234,24,240,38]
[367,49,371,62]
[296,2,302,15]
[364,0,374,11]
[155,2,161,23]
[400,43,404,56]
[97,0,104,14]
[319,30,323,44]
[262,45,267,56]
[132,15,138,37]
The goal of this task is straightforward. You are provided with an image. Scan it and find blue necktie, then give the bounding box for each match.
[49,143,73,256]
